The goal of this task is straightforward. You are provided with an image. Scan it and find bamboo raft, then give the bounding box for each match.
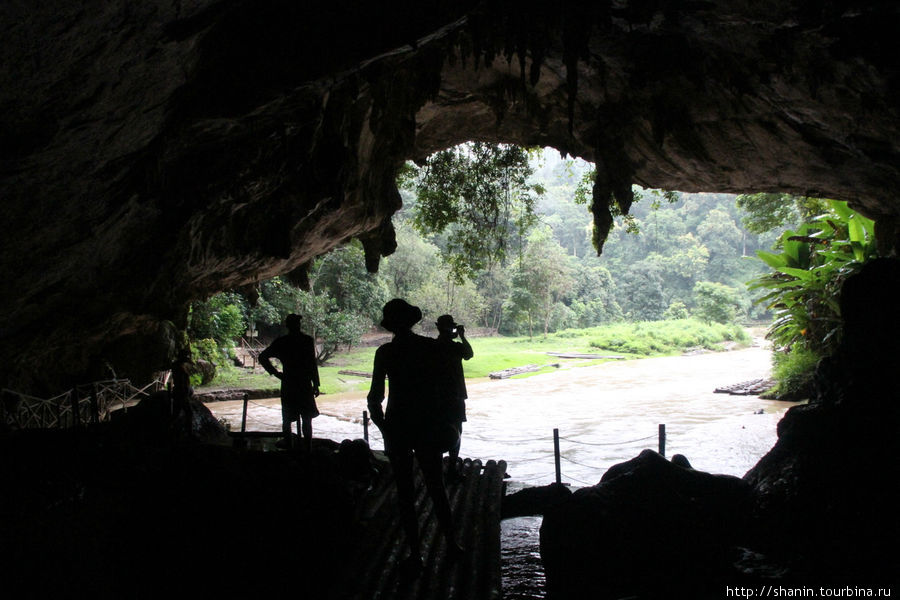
[545,352,625,360]
[330,457,507,600]
[713,378,776,396]
[488,364,560,379]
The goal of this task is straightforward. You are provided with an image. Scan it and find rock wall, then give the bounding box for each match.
[2,1,900,392]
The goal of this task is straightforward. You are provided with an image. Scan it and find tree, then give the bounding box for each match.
[379,224,442,298]
[245,242,388,365]
[697,209,743,282]
[693,281,742,324]
[568,259,623,327]
[615,258,668,321]
[507,227,575,337]
[309,240,388,322]
[473,264,511,332]
[295,291,371,364]
[735,193,828,235]
[188,292,247,347]
[409,276,486,330]
[401,142,544,282]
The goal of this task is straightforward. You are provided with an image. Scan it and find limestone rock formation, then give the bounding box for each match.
[2,1,900,392]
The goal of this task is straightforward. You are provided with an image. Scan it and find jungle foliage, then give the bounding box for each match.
[747,200,877,396]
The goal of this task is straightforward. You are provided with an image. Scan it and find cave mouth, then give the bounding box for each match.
[3,4,900,596]
[4,1,900,404]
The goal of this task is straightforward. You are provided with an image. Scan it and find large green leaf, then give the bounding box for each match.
[755,250,787,269]
[777,266,814,281]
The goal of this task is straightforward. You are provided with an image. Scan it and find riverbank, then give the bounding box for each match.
[202,319,758,399]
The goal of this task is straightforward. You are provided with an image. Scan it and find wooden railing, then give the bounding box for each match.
[236,336,266,368]
[1,379,164,430]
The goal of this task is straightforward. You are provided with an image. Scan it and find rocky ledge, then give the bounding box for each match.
[0,394,380,598]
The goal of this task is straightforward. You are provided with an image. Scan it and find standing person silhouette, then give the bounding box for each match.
[170,347,195,441]
[435,315,473,481]
[259,314,320,452]
[367,299,462,577]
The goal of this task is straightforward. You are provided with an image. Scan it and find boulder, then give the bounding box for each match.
[540,449,755,599]
[744,401,900,584]
[502,482,573,519]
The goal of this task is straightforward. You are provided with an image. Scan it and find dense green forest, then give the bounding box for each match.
[189,145,877,396]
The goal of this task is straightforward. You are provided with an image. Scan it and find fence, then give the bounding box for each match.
[1,379,164,430]
[231,399,667,487]
[236,337,266,369]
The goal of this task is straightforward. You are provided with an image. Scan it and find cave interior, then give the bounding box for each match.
[1,1,899,597]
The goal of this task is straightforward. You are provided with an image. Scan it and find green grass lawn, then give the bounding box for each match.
[205,319,751,396]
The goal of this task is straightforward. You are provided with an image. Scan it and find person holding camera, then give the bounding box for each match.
[435,314,474,481]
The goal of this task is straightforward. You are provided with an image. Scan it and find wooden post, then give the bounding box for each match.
[241,393,249,433]
[553,428,561,485]
[71,387,81,430]
[90,384,100,425]
[363,410,369,444]
[658,423,666,457]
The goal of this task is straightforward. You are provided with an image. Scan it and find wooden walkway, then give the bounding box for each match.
[330,457,507,600]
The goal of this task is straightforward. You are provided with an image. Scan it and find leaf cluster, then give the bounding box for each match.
[405,142,543,282]
[748,199,877,356]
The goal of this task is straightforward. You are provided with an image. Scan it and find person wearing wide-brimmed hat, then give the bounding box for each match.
[259,313,320,452]
[367,299,462,575]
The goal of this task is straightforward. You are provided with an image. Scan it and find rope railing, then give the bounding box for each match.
[229,400,669,489]
[557,433,657,446]
[559,454,609,471]
[561,472,598,487]
[321,415,666,488]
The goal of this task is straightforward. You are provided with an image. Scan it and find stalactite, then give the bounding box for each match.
[358,217,398,273]
[285,262,311,291]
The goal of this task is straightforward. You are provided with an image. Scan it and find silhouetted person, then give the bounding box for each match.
[367,299,462,576]
[435,314,473,480]
[170,347,195,440]
[259,314,320,452]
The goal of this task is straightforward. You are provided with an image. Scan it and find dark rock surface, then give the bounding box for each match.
[502,482,573,519]
[3,2,900,393]
[540,449,756,598]
[0,424,364,598]
[744,401,900,584]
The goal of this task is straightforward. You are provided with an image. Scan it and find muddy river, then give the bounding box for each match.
[209,342,786,482]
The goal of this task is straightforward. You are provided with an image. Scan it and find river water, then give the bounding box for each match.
[207,343,790,599]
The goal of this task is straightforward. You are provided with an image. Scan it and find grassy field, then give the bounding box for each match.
[204,319,751,396]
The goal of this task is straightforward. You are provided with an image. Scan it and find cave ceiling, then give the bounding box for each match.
[1,0,899,392]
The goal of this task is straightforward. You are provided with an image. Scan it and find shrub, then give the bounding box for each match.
[693,281,742,324]
[663,301,690,320]
[771,347,820,400]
